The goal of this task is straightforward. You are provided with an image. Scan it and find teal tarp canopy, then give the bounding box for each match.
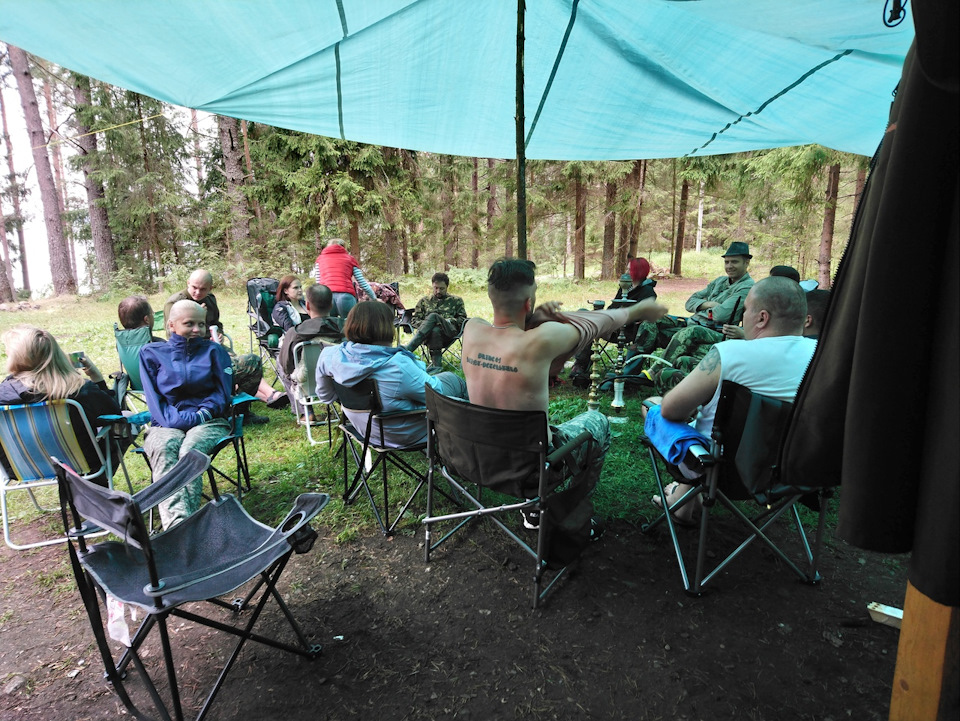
[0,0,913,160]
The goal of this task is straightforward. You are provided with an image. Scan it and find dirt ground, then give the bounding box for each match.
[1,506,908,721]
[1,275,908,720]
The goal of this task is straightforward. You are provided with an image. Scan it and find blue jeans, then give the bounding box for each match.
[330,292,357,319]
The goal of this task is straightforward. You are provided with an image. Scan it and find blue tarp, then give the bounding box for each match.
[0,1,913,159]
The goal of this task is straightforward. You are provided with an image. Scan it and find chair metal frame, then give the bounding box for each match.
[641,380,834,596]
[333,378,428,536]
[0,398,133,550]
[422,386,595,608]
[54,450,329,721]
[291,340,340,446]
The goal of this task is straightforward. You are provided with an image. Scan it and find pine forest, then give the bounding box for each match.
[0,46,868,299]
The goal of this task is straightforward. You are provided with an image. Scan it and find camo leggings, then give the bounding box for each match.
[144,418,231,529]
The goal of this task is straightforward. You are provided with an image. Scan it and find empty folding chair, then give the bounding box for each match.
[641,380,836,596]
[246,276,284,383]
[0,399,133,550]
[54,450,329,721]
[422,386,597,608]
[292,340,339,446]
[333,378,428,536]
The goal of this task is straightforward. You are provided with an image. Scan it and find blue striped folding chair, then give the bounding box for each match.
[0,399,130,550]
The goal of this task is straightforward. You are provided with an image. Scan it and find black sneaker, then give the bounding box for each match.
[589,516,605,542]
[521,508,540,530]
[245,413,270,425]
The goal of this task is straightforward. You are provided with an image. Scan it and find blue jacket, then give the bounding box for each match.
[315,342,441,447]
[139,334,233,431]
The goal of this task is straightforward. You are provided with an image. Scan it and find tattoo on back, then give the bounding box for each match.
[698,346,721,373]
[465,351,518,373]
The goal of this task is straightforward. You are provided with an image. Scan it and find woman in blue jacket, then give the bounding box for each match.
[315,301,466,448]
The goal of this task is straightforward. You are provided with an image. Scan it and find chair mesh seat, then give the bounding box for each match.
[82,496,285,611]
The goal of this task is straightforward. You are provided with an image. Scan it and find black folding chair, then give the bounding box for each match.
[54,450,329,721]
[246,276,284,384]
[333,378,428,536]
[641,380,836,596]
[422,386,596,608]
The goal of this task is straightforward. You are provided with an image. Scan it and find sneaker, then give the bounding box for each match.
[245,413,270,425]
[589,516,605,542]
[521,507,540,530]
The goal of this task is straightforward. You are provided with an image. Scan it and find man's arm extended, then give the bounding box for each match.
[660,345,722,421]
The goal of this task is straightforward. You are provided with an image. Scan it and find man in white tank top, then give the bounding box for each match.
[648,276,817,522]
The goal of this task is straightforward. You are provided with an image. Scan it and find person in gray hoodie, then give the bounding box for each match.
[315,301,466,448]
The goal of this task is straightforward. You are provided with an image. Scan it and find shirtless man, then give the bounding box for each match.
[462,258,666,528]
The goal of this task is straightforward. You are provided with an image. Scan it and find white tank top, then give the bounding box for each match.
[695,335,817,435]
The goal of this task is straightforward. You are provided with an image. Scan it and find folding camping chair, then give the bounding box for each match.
[54,450,329,721]
[641,380,836,596]
[291,340,340,446]
[0,399,134,550]
[422,386,597,608]
[333,378,428,536]
[112,323,153,411]
[246,276,284,383]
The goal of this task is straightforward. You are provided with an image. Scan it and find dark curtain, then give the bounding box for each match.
[779,0,959,607]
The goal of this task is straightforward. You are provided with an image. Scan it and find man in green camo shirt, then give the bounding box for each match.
[405,272,468,371]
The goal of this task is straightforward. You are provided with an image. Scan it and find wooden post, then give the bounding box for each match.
[515,0,527,260]
[889,581,959,720]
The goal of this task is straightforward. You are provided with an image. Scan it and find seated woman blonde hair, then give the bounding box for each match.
[0,325,125,483]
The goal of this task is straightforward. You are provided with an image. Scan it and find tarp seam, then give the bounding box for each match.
[687,49,854,156]
[526,0,581,150]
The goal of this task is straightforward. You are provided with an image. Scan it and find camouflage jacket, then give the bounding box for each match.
[412,294,467,329]
[684,273,753,325]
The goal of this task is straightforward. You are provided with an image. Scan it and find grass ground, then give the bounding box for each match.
[0,251,809,539]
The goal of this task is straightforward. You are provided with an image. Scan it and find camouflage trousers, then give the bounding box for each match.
[228,350,263,396]
[550,410,611,497]
[633,315,687,354]
[144,418,232,529]
[407,313,460,353]
[651,325,724,394]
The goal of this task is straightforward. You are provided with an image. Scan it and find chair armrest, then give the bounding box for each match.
[130,450,212,512]
[546,429,593,465]
[684,444,715,474]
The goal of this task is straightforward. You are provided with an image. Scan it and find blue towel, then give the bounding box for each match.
[643,405,710,465]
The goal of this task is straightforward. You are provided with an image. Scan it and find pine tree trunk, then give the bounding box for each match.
[134,95,162,277]
[574,170,586,280]
[216,114,249,262]
[0,86,30,292]
[504,181,514,259]
[43,77,76,285]
[72,75,116,287]
[671,178,690,276]
[441,155,456,270]
[486,158,497,237]
[8,45,75,295]
[349,218,360,259]
[240,119,262,223]
[818,163,840,289]
[601,180,616,280]
[0,201,15,301]
[854,166,867,215]
[629,159,645,260]
[190,109,204,188]
[695,180,705,252]
[471,157,480,269]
